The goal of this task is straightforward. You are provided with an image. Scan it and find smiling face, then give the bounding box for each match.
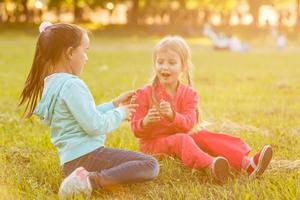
[154,48,182,88]
[69,33,90,76]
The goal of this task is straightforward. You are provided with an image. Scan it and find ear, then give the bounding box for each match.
[65,47,74,60]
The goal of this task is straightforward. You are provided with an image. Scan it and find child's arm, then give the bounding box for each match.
[97,91,136,113]
[62,79,126,136]
[170,89,198,132]
[131,89,155,138]
[96,102,115,113]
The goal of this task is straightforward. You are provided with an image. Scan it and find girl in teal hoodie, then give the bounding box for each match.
[19,22,159,199]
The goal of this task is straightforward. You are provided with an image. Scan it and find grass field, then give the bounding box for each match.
[0,31,300,199]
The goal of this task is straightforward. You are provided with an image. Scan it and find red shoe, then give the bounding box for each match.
[247,145,273,179]
[210,157,230,184]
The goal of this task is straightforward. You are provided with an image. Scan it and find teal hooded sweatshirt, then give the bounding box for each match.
[34,73,126,165]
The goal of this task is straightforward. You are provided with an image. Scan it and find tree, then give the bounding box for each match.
[191,0,238,26]
[247,0,273,27]
[87,0,127,23]
[128,0,139,25]
[73,0,81,22]
[19,0,29,22]
[297,0,300,28]
[211,0,239,26]
[272,0,294,29]
[48,0,65,21]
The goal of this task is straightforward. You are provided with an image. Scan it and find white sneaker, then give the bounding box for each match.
[58,167,92,199]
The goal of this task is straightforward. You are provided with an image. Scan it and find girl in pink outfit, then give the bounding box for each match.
[131,36,273,183]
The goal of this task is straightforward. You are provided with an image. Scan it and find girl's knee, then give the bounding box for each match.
[144,155,160,179]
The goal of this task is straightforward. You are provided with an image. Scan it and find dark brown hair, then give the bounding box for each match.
[19,23,86,118]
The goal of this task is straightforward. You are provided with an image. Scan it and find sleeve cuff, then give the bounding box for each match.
[115,107,126,120]
[171,112,184,126]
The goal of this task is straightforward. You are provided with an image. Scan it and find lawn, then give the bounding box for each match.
[0,31,300,199]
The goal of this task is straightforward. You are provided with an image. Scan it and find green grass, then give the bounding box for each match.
[1,31,300,199]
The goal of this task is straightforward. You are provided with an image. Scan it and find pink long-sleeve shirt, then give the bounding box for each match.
[131,82,199,140]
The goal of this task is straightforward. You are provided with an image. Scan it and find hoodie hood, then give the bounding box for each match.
[33,73,76,125]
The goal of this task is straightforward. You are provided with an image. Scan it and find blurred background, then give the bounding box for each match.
[1,1,300,199]
[0,0,300,40]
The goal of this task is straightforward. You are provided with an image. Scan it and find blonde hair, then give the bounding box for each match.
[151,36,202,123]
[152,35,193,87]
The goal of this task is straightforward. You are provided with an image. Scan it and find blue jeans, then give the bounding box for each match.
[62,147,159,189]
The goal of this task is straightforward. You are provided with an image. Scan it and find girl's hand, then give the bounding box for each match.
[159,100,175,122]
[121,104,139,121]
[142,107,161,127]
[113,91,136,107]
[130,94,137,104]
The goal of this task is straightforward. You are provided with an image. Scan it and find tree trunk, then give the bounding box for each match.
[73,0,82,22]
[296,0,300,30]
[221,12,230,27]
[21,0,28,22]
[203,9,211,24]
[128,0,139,26]
[247,0,260,28]
[55,6,61,22]
[178,0,186,9]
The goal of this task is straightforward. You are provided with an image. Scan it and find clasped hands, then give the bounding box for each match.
[142,100,175,127]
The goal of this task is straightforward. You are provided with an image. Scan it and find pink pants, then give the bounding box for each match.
[139,130,251,170]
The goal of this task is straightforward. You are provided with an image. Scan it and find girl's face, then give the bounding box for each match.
[69,33,89,76]
[155,49,182,87]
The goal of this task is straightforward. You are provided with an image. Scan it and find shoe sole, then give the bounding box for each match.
[212,157,230,184]
[249,145,273,179]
